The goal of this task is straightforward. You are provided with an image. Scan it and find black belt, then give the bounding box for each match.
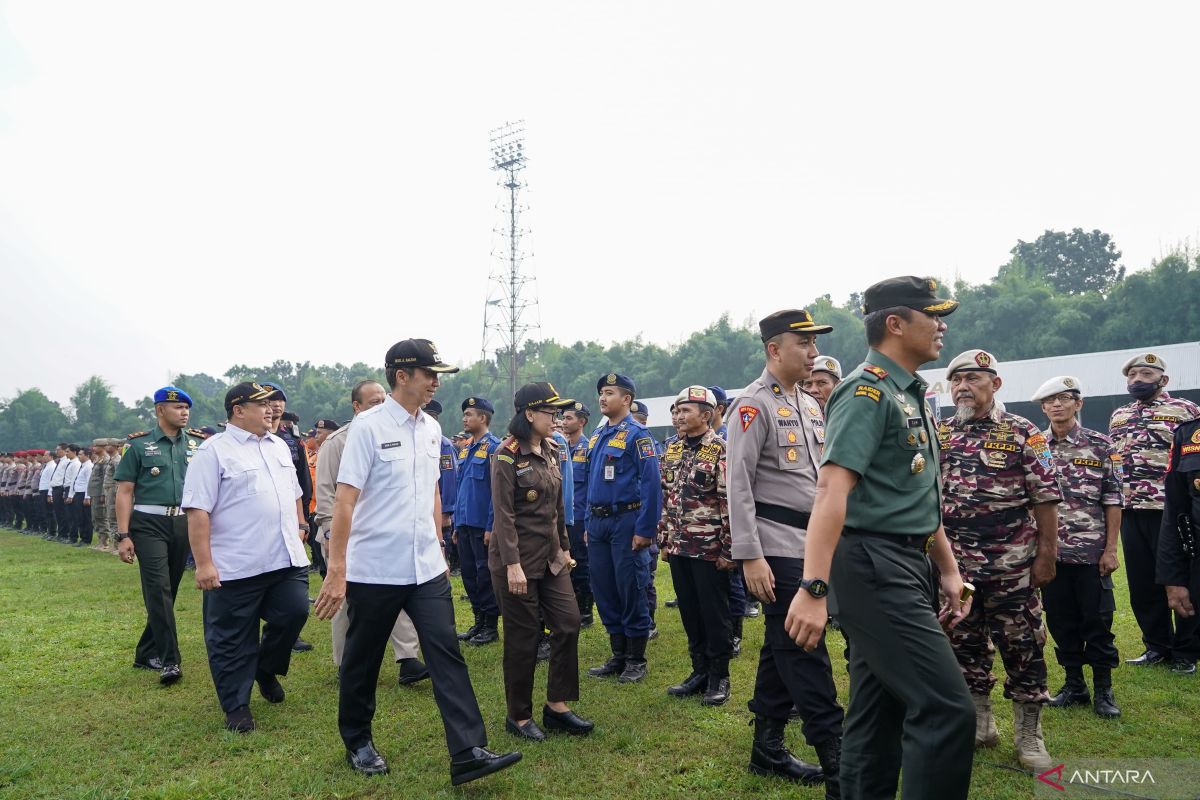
[589,501,641,519]
[845,527,935,552]
[754,501,810,530]
[943,506,1028,528]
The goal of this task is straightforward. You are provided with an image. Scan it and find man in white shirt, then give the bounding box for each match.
[59,445,82,542]
[67,447,94,546]
[314,338,521,785]
[48,443,73,541]
[182,382,312,734]
[37,450,58,536]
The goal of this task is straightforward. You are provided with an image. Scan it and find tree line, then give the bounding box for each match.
[3,229,1197,449]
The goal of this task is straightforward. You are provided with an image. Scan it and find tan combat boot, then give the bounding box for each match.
[1013,701,1054,773]
[972,693,999,747]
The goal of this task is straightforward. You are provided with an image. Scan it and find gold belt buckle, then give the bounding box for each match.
[923,534,934,554]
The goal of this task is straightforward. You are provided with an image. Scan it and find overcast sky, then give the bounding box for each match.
[2,2,1198,407]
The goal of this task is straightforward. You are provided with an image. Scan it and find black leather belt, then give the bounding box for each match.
[845,527,935,552]
[943,506,1028,528]
[590,501,642,519]
[755,501,810,530]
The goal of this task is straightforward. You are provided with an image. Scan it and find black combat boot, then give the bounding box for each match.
[1092,666,1120,718]
[814,736,842,799]
[577,592,594,628]
[467,614,499,646]
[747,715,823,784]
[731,616,744,658]
[618,636,648,683]
[700,674,730,706]
[667,671,707,698]
[587,634,626,677]
[1048,666,1090,708]
[457,610,482,642]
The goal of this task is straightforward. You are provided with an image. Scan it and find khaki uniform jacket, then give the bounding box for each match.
[728,365,826,560]
[313,423,350,537]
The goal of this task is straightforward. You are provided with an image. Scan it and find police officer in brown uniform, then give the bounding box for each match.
[489,382,594,741]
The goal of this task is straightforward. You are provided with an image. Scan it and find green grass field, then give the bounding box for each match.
[0,527,1196,799]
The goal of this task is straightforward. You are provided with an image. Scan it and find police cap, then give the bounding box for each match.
[462,397,495,414]
[514,382,574,413]
[758,309,833,341]
[224,381,277,415]
[596,373,636,395]
[315,418,340,431]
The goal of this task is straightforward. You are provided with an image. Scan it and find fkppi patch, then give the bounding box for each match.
[1026,432,1053,470]
[739,406,759,431]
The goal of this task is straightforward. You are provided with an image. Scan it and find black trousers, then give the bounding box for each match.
[339,574,487,756]
[456,525,499,616]
[830,533,975,800]
[202,566,310,712]
[1042,562,1118,669]
[566,522,590,594]
[51,486,66,537]
[491,566,581,721]
[72,492,93,543]
[130,511,190,665]
[748,555,844,745]
[1122,509,1197,658]
[36,490,50,532]
[669,555,732,678]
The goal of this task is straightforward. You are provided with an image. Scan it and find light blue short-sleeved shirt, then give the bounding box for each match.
[337,395,445,586]
[181,423,308,581]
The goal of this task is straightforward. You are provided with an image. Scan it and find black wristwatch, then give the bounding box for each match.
[800,578,829,599]
[115,533,131,543]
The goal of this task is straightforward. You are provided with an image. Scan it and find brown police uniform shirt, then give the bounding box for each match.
[488,436,571,579]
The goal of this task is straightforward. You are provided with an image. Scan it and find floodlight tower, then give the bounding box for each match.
[482,120,540,407]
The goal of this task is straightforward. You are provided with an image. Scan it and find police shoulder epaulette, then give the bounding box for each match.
[503,438,520,454]
[127,431,148,440]
[186,428,208,439]
[863,365,888,381]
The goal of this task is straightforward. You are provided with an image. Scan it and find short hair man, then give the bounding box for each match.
[560,402,593,625]
[453,396,503,645]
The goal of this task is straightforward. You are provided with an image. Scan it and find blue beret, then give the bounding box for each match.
[596,372,636,395]
[462,397,495,414]
[707,385,728,406]
[424,399,443,416]
[153,386,192,407]
[567,401,591,417]
[259,381,288,402]
[631,400,648,415]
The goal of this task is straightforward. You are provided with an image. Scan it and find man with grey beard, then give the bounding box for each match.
[935,349,1062,773]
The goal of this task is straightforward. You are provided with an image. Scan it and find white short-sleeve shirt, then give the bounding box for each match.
[181,423,309,581]
[337,395,444,585]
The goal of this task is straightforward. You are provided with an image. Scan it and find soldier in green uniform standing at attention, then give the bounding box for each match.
[114,386,204,686]
[785,276,976,800]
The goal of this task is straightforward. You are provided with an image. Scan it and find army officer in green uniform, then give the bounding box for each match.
[115,386,205,686]
[784,277,976,800]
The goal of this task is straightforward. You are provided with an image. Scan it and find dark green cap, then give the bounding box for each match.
[862,276,958,316]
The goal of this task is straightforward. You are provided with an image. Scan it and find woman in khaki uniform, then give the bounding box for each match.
[490,382,594,741]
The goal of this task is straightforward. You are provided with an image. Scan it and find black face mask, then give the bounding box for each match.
[1128,381,1161,401]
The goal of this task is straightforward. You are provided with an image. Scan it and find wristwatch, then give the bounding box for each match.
[800,578,829,599]
[115,533,131,543]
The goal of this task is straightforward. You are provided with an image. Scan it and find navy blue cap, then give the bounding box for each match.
[198,426,218,437]
[707,385,728,407]
[462,397,495,414]
[153,386,193,407]
[631,400,648,416]
[566,401,591,418]
[259,381,287,402]
[424,399,443,417]
[596,372,636,396]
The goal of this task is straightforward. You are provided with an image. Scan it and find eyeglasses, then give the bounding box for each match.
[1040,393,1079,407]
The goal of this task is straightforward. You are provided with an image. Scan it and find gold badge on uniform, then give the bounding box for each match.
[919,431,928,444]
[777,407,792,417]
[526,490,538,502]
[910,453,925,474]
[787,431,797,443]
[906,432,917,446]
[150,467,161,476]
[786,448,798,462]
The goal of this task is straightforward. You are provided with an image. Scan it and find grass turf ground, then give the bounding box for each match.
[0,527,1196,799]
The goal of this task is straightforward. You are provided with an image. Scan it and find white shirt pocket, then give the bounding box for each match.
[378,446,411,488]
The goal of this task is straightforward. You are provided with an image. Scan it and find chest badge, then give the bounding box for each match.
[919,431,928,444]
[526,490,539,502]
[786,447,798,462]
[150,467,161,476]
[906,433,917,446]
[910,453,926,474]
[787,431,797,444]
[777,406,792,417]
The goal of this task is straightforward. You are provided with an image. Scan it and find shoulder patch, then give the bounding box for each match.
[504,439,520,453]
[495,453,514,465]
[863,365,888,381]
[854,385,881,402]
[637,437,656,460]
[1026,432,1053,470]
[739,406,760,431]
[127,431,148,440]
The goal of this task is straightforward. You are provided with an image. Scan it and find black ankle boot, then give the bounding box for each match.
[747,715,823,784]
[1092,666,1120,718]
[458,611,482,641]
[1048,666,1090,707]
[814,736,842,799]
[618,636,648,683]
[587,634,627,677]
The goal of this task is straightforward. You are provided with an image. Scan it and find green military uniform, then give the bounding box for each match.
[113,422,202,669]
[820,278,975,800]
[102,439,121,552]
[88,438,109,549]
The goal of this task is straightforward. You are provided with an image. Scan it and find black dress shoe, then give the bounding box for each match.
[1169,658,1197,675]
[505,717,546,741]
[133,657,163,671]
[1048,682,1090,708]
[291,637,313,652]
[256,672,285,703]
[346,741,389,776]
[397,658,430,685]
[667,672,708,697]
[665,599,679,608]
[159,664,182,685]
[542,705,594,736]
[701,675,730,706]
[449,746,522,786]
[224,705,255,733]
[1093,688,1121,718]
[1125,649,1165,666]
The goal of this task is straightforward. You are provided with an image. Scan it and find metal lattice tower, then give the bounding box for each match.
[482,120,540,408]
